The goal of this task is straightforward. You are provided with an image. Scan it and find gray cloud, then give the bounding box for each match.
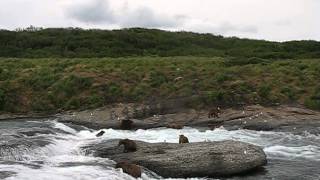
[67,0,115,24]
[66,0,185,28]
[186,22,258,36]
[119,7,185,28]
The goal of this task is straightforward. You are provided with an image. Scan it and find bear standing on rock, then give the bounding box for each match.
[119,119,134,130]
[208,107,221,118]
[179,135,189,144]
[116,161,142,178]
[118,139,137,153]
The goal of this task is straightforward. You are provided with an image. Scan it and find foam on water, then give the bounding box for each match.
[53,121,78,135]
[1,121,320,180]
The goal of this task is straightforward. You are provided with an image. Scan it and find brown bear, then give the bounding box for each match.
[116,161,142,178]
[179,135,189,144]
[208,107,221,118]
[119,119,134,130]
[118,139,137,153]
[95,130,105,137]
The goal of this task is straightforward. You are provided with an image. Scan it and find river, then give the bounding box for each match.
[0,119,319,180]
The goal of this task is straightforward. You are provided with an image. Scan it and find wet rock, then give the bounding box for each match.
[18,128,55,136]
[82,140,267,178]
[95,130,105,137]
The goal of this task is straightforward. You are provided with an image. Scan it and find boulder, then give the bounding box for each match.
[82,140,267,178]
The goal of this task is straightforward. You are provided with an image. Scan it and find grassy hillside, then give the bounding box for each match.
[0,57,319,113]
[0,28,319,59]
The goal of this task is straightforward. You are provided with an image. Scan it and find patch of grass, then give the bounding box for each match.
[0,57,319,112]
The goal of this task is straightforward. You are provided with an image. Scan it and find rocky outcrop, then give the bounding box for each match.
[57,104,320,134]
[82,140,267,178]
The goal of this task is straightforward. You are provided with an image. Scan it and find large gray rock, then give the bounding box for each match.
[82,140,267,178]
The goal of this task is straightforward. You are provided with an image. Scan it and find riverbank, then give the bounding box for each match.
[56,104,320,134]
[2,104,318,135]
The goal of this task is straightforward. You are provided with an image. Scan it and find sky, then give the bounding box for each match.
[0,0,318,42]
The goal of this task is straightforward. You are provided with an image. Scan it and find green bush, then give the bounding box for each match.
[204,90,225,105]
[280,86,297,101]
[258,84,272,101]
[224,57,268,66]
[53,75,93,96]
[304,88,320,110]
[149,70,168,87]
[304,97,320,110]
[215,72,232,83]
[0,89,5,110]
[65,98,81,110]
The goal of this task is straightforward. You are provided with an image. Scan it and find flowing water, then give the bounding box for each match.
[0,119,320,180]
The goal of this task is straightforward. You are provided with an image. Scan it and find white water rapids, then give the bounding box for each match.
[0,120,320,180]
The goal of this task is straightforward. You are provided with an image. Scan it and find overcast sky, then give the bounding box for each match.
[0,0,318,41]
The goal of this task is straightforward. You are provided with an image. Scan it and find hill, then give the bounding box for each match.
[0,28,319,59]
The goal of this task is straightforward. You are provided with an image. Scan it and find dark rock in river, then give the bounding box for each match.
[82,140,267,178]
[95,130,105,137]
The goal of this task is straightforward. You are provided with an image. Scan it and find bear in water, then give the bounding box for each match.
[116,161,142,178]
[179,135,189,144]
[208,107,221,118]
[119,119,134,130]
[118,139,137,153]
[95,130,105,137]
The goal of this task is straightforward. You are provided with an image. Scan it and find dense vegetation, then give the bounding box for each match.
[0,57,319,113]
[0,27,319,59]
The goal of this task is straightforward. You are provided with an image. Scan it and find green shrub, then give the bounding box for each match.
[86,94,104,108]
[149,70,168,87]
[204,90,225,105]
[224,57,268,66]
[280,86,297,101]
[215,72,232,83]
[65,98,81,110]
[0,89,5,110]
[53,75,93,96]
[304,98,320,110]
[26,69,60,90]
[304,88,320,110]
[258,84,272,100]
